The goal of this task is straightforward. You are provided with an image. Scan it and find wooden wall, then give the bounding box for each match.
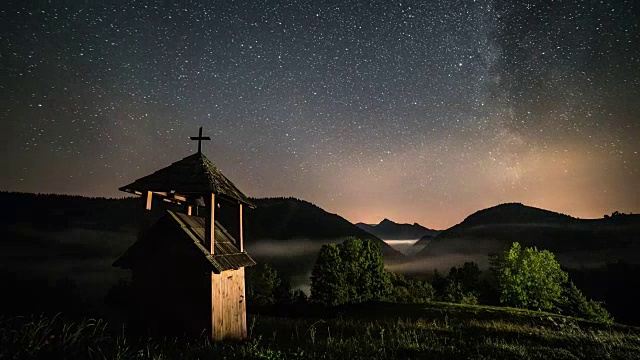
[126,215,249,340]
[130,262,210,336]
[211,268,247,340]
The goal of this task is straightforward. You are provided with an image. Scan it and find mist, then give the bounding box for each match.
[5,222,636,309]
[245,239,338,257]
[384,239,423,256]
[387,253,491,274]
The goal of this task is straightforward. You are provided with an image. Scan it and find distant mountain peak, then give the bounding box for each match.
[356,218,440,240]
[493,202,526,209]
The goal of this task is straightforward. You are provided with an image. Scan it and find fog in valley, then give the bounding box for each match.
[244,238,344,293]
[384,239,423,256]
[4,223,639,308]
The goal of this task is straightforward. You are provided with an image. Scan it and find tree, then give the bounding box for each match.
[291,289,308,305]
[340,237,367,302]
[247,264,281,306]
[310,243,348,306]
[448,262,482,295]
[444,280,465,303]
[563,281,613,323]
[310,237,391,306]
[389,272,435,303]
[490,242,568,312]
[246,263,309,310]
[431,269,448,299]
[441,261,483,304]
[409,280,436,303]
[357,238,392,302]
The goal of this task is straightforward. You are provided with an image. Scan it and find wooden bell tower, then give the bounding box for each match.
[114,127,256,339]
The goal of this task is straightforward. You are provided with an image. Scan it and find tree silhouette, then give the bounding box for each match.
[310,237,391,306]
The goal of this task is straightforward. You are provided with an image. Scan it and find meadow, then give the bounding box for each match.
[3,302,639,360]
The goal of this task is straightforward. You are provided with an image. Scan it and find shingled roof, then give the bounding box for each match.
[113,210,256,273]
[119,152,255,208]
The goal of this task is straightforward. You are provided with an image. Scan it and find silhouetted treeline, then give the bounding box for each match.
[0,191,140,231]
[569,261,640,325]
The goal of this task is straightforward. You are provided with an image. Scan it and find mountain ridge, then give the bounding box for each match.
[243,197,404,261]
[0,191,404,262]
[356,218,440,240]
[414,202,640,257]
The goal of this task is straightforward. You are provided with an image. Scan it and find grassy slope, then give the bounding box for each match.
[3,302,639,360]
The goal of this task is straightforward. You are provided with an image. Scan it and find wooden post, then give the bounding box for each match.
[206,193,216,339]
[239,204,244,252]
[204,193,215,255]
[138,191,154,238]
[145,191,152,210]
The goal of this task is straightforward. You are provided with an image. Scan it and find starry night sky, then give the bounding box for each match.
[2,0,639,228]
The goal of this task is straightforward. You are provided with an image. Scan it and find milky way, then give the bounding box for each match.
[2,0,639,228]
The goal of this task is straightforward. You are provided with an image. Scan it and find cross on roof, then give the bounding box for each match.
[190,126,211,154]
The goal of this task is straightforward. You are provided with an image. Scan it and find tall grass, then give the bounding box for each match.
[2,306,640,359]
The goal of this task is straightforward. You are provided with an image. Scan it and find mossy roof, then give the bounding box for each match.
[113,210,256,273]
[119,152,255,208]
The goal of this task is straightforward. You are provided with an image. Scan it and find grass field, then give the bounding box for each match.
[2,302,640,359]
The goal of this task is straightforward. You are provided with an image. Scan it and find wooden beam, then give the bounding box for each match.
[239,204,244,252]
[145,191,152,210]
[205,193,215,255]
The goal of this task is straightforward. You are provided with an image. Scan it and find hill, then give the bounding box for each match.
[244,198,402,259]
[0,191,140,231]
[413,202,576,248]
[415,203,640,258]
[356,218,439,240]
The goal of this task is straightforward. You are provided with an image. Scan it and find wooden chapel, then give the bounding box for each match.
[113,127,256,340]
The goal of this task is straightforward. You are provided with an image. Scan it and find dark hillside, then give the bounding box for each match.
[414,203,577,248]
[0,192,402,261]
[0,191,140,231]
[415,203,640,257]
[453,202,576,226]
[244,198,403,260]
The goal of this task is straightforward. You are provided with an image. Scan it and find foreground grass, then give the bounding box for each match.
[2,303,640,359]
